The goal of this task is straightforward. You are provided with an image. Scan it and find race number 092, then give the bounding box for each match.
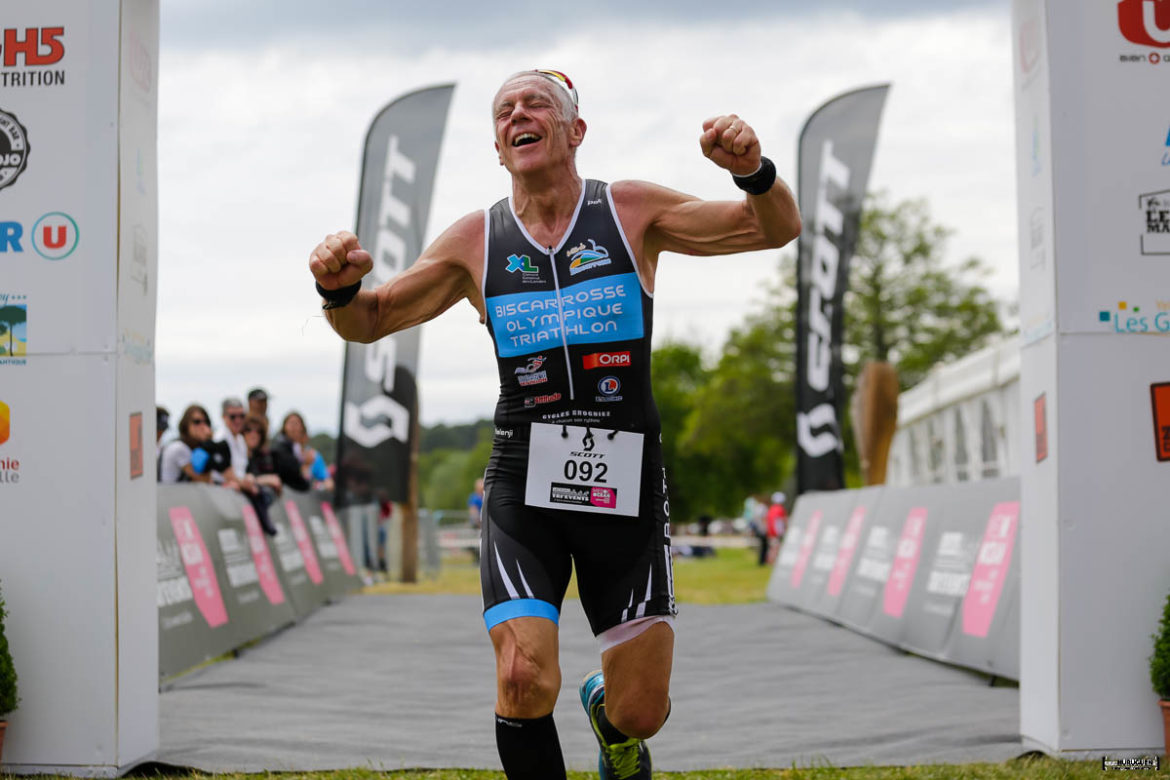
[563,459,608,483]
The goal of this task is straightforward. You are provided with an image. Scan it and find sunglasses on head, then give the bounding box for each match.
[532,68,578,110]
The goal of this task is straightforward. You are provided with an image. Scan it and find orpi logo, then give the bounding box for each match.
[32,212,78,259]
[0,107,29,192]
[583,351,630,370]
[1118,0,1170,47]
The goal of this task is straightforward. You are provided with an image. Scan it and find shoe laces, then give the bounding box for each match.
[601,736,644,779]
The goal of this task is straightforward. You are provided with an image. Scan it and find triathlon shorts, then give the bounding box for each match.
[479,433,677,637]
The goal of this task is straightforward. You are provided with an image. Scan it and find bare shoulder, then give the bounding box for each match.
[610,179,697,216]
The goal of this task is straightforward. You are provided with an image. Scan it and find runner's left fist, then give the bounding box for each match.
[699,114,761,176]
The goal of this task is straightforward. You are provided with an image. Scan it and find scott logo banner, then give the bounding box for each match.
[336,84,454,505]
[794,85,889,495]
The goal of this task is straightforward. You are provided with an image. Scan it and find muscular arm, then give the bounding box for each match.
[610,114,801,279]
[312,212,485,344]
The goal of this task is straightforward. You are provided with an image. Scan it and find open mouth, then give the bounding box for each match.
[512,133,541,147]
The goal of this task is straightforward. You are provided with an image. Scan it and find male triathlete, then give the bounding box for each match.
[309,69,800,780]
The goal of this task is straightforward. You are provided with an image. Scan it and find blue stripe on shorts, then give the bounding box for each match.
[483,598,560,631]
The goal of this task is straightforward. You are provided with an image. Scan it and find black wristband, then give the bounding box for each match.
[316,280,361,310]
[732,156,777,195]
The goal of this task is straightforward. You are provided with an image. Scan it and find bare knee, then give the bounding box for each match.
[494,632,560,717]
[605,688,669,740]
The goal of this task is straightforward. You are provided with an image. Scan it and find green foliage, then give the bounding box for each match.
[0,581,19,716]
[845,193,1004,390]
[419,425,493,511]
[420,420,494,454]
[308,432,336,465]
[1150,590,1170,699]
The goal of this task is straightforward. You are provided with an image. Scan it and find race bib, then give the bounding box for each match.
[525,423,643,517]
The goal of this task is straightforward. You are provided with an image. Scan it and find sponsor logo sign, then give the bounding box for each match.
[1,212,80,260]
[1151,382,1170,461]
[883,507,928,618]
[962,502,1019,638]
[583,350,630,370]
[0,107,29,192]
[1141,190,1170,255]
[1118,0,1170,48]
[169,506,229,628]
[826,505,868,596]
[284,500,324,585]
[505,253,544,285]
[0,292,27,364]
[514,354,548,387]
[567,239,611,276]
[487,272,644,357]
[0,399,16,486]
[548,482,618,509]
[0,27,66,88]
[790,510,823,588]
[1098,299,1170,333]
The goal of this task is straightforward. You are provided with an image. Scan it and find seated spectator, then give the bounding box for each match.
[159,404,214,483]
[272,411,333,492]
[243,414,283,535]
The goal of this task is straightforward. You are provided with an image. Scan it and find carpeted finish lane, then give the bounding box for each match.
[159,594,1023,772]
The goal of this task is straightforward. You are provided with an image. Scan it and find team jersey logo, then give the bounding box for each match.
[515,354,549,387]
[583,351,631,370]
[506,253,538,273]
[567,239,611,276]
[596,376,622,403]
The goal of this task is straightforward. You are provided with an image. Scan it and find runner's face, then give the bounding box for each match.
[492,75,582,174]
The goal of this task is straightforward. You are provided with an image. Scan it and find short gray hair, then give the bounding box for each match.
[495,70,578,124]
[221,397,244,414]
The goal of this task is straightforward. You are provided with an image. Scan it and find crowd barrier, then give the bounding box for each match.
[767,478,1020,680]
[157,485,363,680]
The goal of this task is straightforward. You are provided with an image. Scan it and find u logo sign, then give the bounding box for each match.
[1118,0,1170,47]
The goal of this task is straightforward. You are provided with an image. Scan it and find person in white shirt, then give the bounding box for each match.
[214,397,250,481]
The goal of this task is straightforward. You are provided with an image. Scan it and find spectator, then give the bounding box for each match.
[247,387,270,427]
[271,411,331,492]
[242,414,282,535]
[765,491,788,565]
[159,404,213,483]
[214,397,249,482]
[468,477,485,530]
[156,405,170,445]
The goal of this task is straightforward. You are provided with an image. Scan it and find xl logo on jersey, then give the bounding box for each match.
[583,351,630,370]
[506,253,538,273]
[567,240,611,276]
[1119,0,1170,47]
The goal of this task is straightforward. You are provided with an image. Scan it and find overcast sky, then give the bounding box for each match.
[155,0,1018,434]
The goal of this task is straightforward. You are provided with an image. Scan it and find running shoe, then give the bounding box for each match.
[579,669,652,780]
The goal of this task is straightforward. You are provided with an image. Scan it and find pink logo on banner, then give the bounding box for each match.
[962,501,1020,638]
[790,510,823,588]
[321,503,356,576]
[827,506,868,596]
[590,486,617,509]
[883,507,928,618]
[285,500,324,584]
[240,504,286,605]
[169,506,228,628]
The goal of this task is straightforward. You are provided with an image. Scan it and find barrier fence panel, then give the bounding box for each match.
[200,487,298,647]
[158,485,361,680]
[157,486,244,679]
[770,479,1022,681]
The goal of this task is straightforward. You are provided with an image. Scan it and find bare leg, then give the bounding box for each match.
[599,621,674,739]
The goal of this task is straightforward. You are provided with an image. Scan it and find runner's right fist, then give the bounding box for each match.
[309,230,373,290]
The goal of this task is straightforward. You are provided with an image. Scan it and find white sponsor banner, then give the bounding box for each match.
[0,0,158,772]
[1014,0,1170,755]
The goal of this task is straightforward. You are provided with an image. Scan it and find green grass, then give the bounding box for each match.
[92,755,1133,779]
[364,546,770,605]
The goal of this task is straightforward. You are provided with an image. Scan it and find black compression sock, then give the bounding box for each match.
[596,703,630,744]
[495,712,567,780]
